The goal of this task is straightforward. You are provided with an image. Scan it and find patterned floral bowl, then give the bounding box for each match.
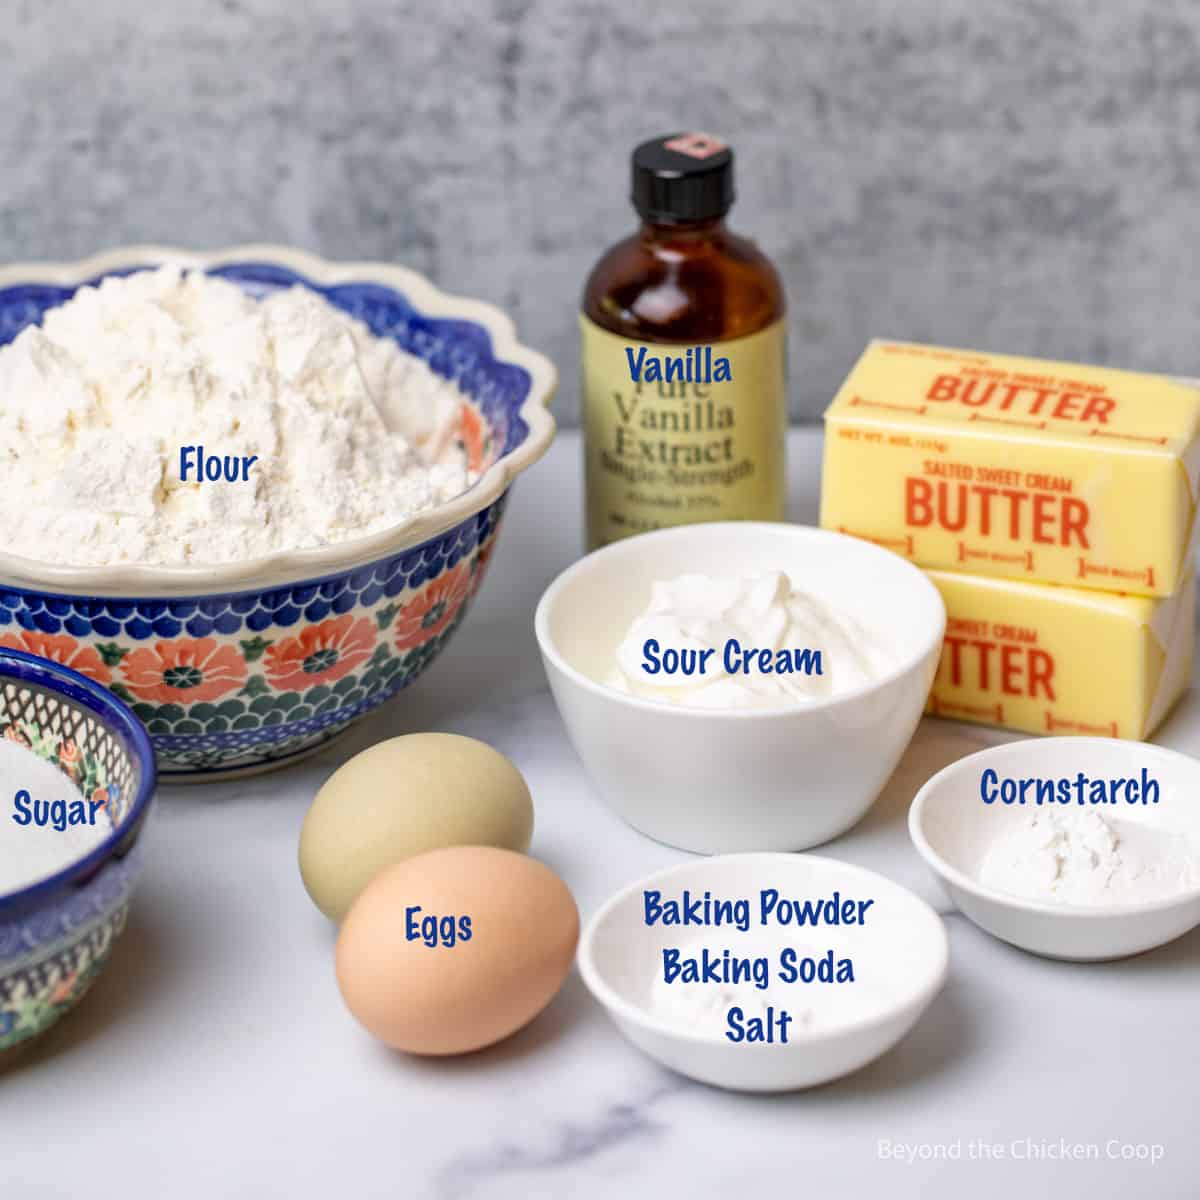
[0,647,156,1057]
[0,246,556,780]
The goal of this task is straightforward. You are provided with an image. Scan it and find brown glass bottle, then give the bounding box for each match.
[580,133,787,549]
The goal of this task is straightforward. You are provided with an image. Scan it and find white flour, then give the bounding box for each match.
[979,807,1200,906]
[0,266,475,566]
[0,740,110,894]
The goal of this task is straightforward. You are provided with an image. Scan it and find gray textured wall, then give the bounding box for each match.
[3,0,1200,422]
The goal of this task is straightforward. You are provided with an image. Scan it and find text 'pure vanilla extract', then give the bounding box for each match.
[580,133,788,549]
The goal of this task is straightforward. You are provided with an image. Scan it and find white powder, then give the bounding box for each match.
[979,807,1200,906]
[0,740,110,894]
[651,975,815,1035]
[0,266,476,566]
[646,935,889,1037]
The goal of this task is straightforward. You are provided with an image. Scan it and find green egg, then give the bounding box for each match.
[299,733,534,922]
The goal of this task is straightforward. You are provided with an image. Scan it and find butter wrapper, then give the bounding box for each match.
[925,567,1194,740]
[820,341,1200,596]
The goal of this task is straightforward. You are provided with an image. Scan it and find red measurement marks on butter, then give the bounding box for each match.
[1076,558,1156,590]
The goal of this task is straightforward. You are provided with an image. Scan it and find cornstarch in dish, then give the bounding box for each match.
[979,807,1200,907]
[0,739,111,894]
[0,266,477,567]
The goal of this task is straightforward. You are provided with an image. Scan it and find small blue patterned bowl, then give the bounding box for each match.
[0,647,156,1056]
[0,247,557,780]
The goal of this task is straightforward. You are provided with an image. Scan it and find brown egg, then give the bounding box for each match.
[335,845,579,1055]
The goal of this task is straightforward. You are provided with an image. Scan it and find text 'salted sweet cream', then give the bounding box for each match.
[925,567,1195,740]
[819,341,1200,596]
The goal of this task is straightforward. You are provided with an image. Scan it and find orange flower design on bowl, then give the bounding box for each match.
[3,723,30,748]
[48,971,79,1007]
[263,615,376,692]
[457,404,489,473]
[394,562,471,651]
[119,638,247,704]
[0,631,111,685]
[58,738,82,780]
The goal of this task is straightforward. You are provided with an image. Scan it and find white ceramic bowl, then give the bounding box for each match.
[909,738,1200,961]
[578,853,948,1092]
[535,523,945,853]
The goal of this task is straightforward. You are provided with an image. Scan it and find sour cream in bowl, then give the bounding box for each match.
[607,569,897,710]
[535,523,945,854]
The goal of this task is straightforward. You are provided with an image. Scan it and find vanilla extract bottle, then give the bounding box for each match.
[581,132,787,548]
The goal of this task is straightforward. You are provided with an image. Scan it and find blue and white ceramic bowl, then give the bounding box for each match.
[0,247,557,780]
[0,648,156,1056]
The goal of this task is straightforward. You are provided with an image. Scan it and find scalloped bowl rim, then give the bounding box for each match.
[0,646,156,912]
[0,244,557,596]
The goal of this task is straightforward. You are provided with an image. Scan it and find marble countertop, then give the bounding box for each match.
[5,429,1198,1199]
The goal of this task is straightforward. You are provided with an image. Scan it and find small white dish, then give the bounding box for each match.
[909,737,1200,961]
[578,853,948,1092]
[535,523,945,853]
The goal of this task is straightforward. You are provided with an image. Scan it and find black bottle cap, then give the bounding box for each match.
[631,132,735,223]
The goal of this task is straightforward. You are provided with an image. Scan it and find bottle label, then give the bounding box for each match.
[580,317,787,547]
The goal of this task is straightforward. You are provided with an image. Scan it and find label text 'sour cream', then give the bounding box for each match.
[606,571,894,710]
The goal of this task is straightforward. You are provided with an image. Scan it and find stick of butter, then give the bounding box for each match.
[820,341,1200,596]
[925,567,1194,740]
